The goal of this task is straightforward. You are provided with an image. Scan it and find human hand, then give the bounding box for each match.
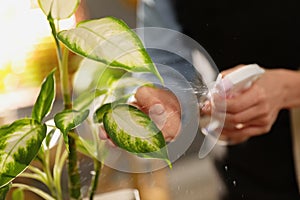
[220,68,286,144]
[99,86,181,145]
[134,86,181,142]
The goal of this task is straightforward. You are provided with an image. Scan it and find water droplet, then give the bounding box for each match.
[224,165,228,171]
[232,180,237,186]
[90,170,96,176]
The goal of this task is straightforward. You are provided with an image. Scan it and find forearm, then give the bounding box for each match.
[280,69,300,109]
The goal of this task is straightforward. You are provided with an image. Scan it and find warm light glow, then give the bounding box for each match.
[0,0,76,93]
[0,0,77,112]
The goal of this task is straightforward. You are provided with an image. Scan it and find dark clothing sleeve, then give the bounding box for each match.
[173,0,300,199]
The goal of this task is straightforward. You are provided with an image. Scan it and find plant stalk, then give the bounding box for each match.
[68,131,82,199]
[48,16,82,199]
[88,159,102,200]
[12,183,56,200]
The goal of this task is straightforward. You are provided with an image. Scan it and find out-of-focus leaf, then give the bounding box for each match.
[38,0,80,19]
[73,89,107,111]
[69,132,106,161]
[96,68,126,90]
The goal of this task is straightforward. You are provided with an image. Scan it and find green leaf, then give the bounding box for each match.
[73,89,107,111]
[54,110,90,134]
[96,68,126,90]
[93,94,134,123]
[54,110,89,150]
[93,103,112,124]
[0,183,11,200]
[38,0,80,20]
[69,132,106,161]
[45,128,56,148]
[0,119,47,188]
[101,104,171,167]
[32,70,56,123]
[12,188,24,200]
[57,17,163,83]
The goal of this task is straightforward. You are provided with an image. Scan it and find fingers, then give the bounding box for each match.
[226,84,265,113]
[135,86,180,113]
[135,86,181,141]
[224,102,269,127]
[221,125,270,140]
[148,104,167,130]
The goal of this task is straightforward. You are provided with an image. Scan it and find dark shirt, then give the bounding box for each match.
[173,0,300,199]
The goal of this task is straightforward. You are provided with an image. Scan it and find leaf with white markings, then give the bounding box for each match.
[0,119,46,188]
[54,110,89,150]
[57,17,163,83]
[94,103,171,168]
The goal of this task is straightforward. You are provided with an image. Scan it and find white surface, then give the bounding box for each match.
[89,189,140,200]
[223,64,265,94]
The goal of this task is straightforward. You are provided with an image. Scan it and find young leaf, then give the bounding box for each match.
[57,17,163,83]
[54,109,89,150]
[32,70,56,123]
[69,132,106,161]
[96,68,126,90]
[73,89,107,111]
[97,104,171,166]
[0,119,47,188]
[38,0,80,19]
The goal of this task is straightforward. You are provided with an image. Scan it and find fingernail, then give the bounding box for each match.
[149,104,165,115]
[149,104,166,129]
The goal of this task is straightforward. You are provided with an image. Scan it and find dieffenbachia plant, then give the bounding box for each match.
[0,0,170,199]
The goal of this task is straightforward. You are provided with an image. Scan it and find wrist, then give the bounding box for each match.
[279,69,300,109]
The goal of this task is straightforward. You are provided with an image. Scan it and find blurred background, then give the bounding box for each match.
[0,0,224,199]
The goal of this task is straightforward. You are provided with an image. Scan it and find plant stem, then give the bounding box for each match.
[53,136,67,200]
[48,16,72,109]
[12,183,56,200]
[68,131,82,199]
[43,148,57,197]
[61,48,72,109]
[88,159,102,200]
[48,16,82,199]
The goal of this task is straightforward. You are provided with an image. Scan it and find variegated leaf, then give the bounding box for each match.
[54,110,89,150]
[57,17,163,83]
[0,119,46,187]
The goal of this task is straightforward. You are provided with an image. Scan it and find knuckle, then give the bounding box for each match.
[260,104,270,116]
[230,115,240,124]
[256,88,267,102]
[260,117,269,126]
[228,102,242,113]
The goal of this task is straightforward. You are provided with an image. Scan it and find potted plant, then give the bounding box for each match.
[0,0,171,199]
